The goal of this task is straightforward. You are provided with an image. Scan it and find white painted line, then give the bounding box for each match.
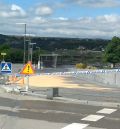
[97,108,117,114]
[61,123,89,129]
[81,115,104,122]
[85,126,106,129]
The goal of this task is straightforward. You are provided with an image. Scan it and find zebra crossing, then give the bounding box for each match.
[62,108,117,129]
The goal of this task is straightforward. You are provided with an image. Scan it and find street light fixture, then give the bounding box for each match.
[16,23,26,64]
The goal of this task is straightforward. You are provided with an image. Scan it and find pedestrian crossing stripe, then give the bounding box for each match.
[97,108,117,114]
[62,123,89,129]
[20,61,35,75]
[81,114,104,122]
[1,63,11,71]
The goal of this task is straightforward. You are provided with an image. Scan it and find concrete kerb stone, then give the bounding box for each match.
[16,83,117,107]
[53,97,120,108]
[20,91,47,98]
[11,88,120,108]
[0,84,120,108]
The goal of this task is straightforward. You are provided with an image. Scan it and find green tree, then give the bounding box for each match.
[7,48,23,63]
[0,44,10,51]
[103,36,120,68]
[0,44,10,61]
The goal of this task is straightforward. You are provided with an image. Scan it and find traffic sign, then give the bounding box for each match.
[1,53,6,56]
[1,62,12,73]
[20,61,35,75]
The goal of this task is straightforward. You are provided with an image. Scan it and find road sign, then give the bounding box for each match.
[1,62,12,73]
[20,61,35,75]
[1,53,6,56]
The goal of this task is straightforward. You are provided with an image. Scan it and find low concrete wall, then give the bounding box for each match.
[11,64,120,87]
[76,70,120,87]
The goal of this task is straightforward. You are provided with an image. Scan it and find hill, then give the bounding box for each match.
[0,34,110,51]
[0,34,110,65]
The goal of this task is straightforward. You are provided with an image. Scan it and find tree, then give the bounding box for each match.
[103,36,120,68]
[7,48,23,63]
[0,44,10,50]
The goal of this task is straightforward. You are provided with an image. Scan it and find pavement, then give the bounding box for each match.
[21,75,120,104]
[0,92,119,129]
[0,66,120,129]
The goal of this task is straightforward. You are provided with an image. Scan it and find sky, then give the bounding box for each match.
[0,0,120,39]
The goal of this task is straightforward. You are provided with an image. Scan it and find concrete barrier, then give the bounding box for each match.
[11,64,120,87]
[76,70,120,87]
[47,88,59,99]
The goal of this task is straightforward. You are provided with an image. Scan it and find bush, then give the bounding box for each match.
[87,66,97,69]
[76,63,87,69]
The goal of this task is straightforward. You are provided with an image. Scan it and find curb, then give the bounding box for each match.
[19,91,120,108]
[54,97,120,108]
[1,85,120,108]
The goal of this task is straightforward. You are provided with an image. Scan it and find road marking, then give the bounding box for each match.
[81,114,104,122]
[97,108,117,114]
[85,126,106,129]
[61,123,89,129]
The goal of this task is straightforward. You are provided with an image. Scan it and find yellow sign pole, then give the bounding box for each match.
[26,75,29,91]
[20,61,35,91]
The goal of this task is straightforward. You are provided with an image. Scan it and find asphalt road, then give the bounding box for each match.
[60,75,120,103]
[1,65,120,129]
[59,87,120,103]
[31,75,120,103]
[12,64,120,103]
[0,93,119,129]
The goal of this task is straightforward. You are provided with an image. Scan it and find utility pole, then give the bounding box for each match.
[16,23,26,64]
[24,23,26,64]
[29,43,36,63]
[36,47,40,69]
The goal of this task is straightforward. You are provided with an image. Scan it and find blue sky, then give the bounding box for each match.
[0,0,120,38]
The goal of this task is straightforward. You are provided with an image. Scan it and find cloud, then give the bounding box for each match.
[35,5,53,16]
[96,14,120,23]
[0,3,26,18]
[55,17,68,21]
[1,14,120,39]
[0,1,120,39]
[68,0,120,8]
[26,14,120,39]
[32,17,47,24]
[11,4,26,16]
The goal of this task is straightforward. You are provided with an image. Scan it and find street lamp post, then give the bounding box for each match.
[16,23,26,64]
[36,47,41,69]
[29,43,36,63]
[26,38,31,62]
[24,24,26,64]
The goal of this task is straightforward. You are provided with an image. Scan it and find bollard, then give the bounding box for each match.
[47,88,59,99]
[53,88,59,97]
[47,88,53,99]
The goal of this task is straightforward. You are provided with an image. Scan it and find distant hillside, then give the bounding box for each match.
[0,34,110,51]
